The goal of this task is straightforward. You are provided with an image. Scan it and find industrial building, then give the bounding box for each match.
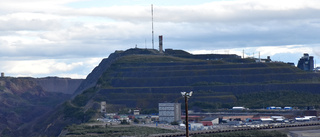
[158,103,181,123]
[200,117,219,126]
[297,53,314,71]
[101,101,106,113]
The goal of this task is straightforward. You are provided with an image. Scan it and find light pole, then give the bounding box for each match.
[181,91,192,137]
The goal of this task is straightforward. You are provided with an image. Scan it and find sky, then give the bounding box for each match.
[1,0,320,79]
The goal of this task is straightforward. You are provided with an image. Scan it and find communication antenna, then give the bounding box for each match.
[259,51,261,62]
[151,4,154,49]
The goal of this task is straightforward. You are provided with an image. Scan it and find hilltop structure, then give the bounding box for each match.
[297,53,314,71]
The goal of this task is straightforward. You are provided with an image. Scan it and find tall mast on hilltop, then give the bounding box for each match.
[151,4,154,49]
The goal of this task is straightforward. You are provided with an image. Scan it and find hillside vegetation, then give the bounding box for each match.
[72,49,320,111]
[91,53,320,110]
[27,48,320,136]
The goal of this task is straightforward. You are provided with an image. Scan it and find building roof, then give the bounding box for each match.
[222,115,253,121]
[252,116,271,120]
[201,117,219,121]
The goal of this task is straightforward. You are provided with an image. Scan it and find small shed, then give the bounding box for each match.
[200,117,219,126]
[232,107,246,110]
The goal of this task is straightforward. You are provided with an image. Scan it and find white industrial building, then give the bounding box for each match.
[159,103,181,123]
[101,101,106,113]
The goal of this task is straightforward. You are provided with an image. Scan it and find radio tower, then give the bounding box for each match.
[151,4,154,49]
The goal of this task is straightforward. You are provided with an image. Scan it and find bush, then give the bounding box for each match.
[170,121,179,125]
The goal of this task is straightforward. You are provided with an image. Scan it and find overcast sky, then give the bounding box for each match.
[1,0,320,79]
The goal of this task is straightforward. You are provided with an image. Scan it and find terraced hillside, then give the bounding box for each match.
[28,48,320,136]
[75,53,320,110]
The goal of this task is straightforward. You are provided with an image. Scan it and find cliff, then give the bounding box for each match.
[35,77,83,94]
[0,77,72,136]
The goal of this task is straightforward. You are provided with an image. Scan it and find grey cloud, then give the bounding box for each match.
[67,4,320,24]
[1,1,320,60]
[0,19,62,31]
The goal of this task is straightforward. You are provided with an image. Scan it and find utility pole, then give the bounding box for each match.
[185,95,189,137]
[181,91,193,137]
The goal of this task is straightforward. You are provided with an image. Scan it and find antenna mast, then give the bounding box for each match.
[151,4,154,49]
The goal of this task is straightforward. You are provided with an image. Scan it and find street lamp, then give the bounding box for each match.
[181,91,192,137]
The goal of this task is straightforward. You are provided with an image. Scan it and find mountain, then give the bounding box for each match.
[25,48,320,136]
[0,77,82,136]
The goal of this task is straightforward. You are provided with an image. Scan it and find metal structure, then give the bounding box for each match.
[151,4,154,49]
[181,91,193,137]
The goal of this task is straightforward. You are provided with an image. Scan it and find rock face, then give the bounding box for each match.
[35,77,83,94]
[0,77,73,136]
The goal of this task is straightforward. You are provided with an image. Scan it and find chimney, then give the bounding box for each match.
[159,35,163,53]
[1,72,4,78]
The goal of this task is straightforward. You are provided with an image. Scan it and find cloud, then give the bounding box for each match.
[189,44,315,64]
[1,0,319,57]
[1,0,320,78]
[57,0,320,23]
[0,57,102,78]
[256,45,312,56]
[0,13,63,31]
[2,59,82,74]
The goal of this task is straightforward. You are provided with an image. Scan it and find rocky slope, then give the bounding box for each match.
[0,77,81,136]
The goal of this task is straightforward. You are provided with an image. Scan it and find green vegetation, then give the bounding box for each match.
[193,130,286,137]
[189,90,320,110]
[234,90,320,109]
[63,102,96,122]
[114,54,205,64]
[72,87,97,107]
[140,108,158,114]
[39,50,320,135]
[190,102,233,111]
[64,124,179,137]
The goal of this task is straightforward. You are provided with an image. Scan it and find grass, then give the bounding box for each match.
[192,130,287,137]
[64,124,179,137]
[114,54,206,64]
